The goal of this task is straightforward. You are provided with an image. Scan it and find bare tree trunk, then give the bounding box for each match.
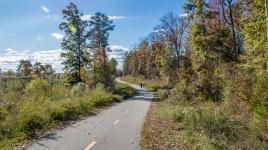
[220,0,237,60]
[228,0,237,59]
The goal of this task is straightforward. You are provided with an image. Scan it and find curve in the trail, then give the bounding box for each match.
[27,78,153,150]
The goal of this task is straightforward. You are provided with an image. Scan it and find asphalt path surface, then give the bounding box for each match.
[27,78,153,150]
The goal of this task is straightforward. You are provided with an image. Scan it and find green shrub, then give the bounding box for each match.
[25,79,50,98]
[0,107,7,120]
[114,83,136,99]
[6,79,25,92]
[50,103,69,121]
[17,101,50,137]
[250,73,268,133]
[2,91,21,103]
[96,82,105,91]
[65,73,82,86]
[156,89,169,100]
[90,89,121,106]
[46,86,70,101]
[77,99,95,114]
[71,82,88,96]
[51,100,79,121]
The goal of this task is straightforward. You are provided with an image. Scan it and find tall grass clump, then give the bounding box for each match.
[25,79,50,99]
[114,83,136,99]
[71,82,88,96]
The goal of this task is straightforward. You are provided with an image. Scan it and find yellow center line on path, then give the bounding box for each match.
[84,141,97,150]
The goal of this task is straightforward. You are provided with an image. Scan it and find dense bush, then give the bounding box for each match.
[65,73,82,86]
[71,82,88,96]
[25,79,50,98]
[5,79,25,92]
[114,83,136,99]
[0,78,28,93]
[90,89,122,106]
[17,101,50,137]
[95,82,105,91]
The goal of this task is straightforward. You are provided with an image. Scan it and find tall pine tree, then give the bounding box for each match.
[86,12,115,88]
[60,2,89,85]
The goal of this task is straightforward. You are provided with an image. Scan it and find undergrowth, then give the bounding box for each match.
[0,78,136,149]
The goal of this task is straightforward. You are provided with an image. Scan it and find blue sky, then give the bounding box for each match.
[0,0,186,72]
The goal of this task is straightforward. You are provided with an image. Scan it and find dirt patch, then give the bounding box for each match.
[140,101,187,150]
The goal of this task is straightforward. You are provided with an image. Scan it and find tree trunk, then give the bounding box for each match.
[228,1,237,60]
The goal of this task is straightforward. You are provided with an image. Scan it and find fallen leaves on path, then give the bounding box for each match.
[140,101,187,150]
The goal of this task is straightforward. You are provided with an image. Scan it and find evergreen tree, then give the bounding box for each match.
[108,58,118,78]
[86,12,115,88]
[59,2,89,85]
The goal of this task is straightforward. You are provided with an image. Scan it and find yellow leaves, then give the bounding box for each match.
[68,20,77,33]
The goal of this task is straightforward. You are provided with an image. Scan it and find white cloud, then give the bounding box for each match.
[81,15,93,21]
[41,5,50,13]
[179,13,188,17]
[51,33,64,40]
[0,49,64,72]
[81,14,127,21]
[108,45,129,69]
[5,48,13,52]
[109,16,128,20]
[0,45,129,72]
[153,29,166,33]
[109,45,129,51]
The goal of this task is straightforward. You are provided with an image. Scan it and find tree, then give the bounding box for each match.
[17,60,32,77]
[150,31,177,83]
[243,0,267,71]
[87,12,115,88]
[44,64,54,77]
[219,0,241,60]
[242,0,268,133]
[184,0,235,101]
[108,58,118,77]
[155,12,189,68]
[32,62,45,78]
[123,51,139,76]
[6,69,14,77]
[59,2,89,84]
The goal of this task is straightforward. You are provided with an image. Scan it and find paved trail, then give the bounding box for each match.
[27,78,153,150]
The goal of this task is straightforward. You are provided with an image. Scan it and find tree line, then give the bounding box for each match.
[123,0,268,135]
[0,60,54,78]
